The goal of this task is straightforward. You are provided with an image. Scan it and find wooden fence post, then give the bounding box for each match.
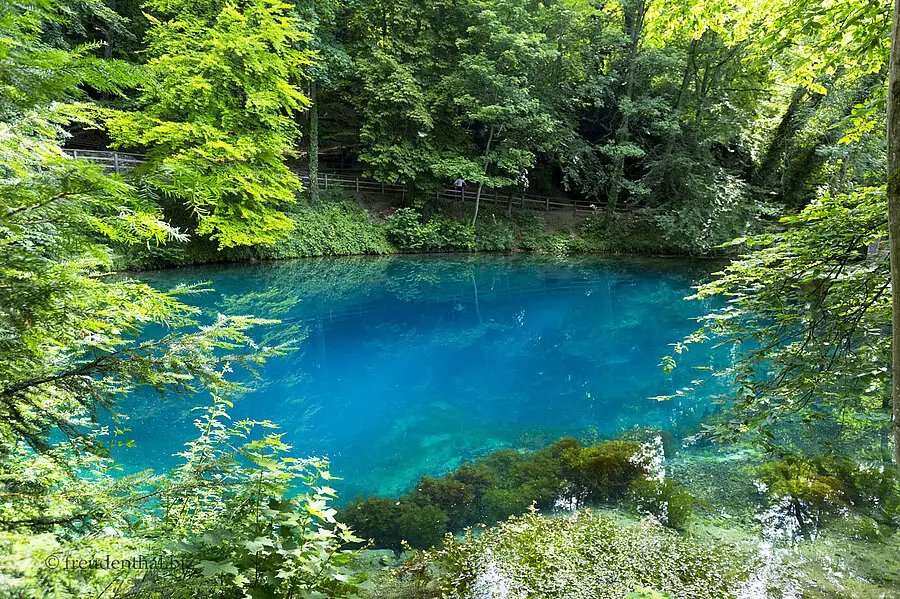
[114,152,119,174]
[545,196,549,211]
[356,177,359,194]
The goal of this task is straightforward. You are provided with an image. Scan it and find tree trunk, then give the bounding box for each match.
[309,79,320,203]
[889,0,900,470]
[472,125,495,226]
[104,0,116,60]
[607,0,647,220]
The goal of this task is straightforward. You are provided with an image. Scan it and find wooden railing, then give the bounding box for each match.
[432,187,626,215]
[297,173,413,202]
[297,174,620,215]
[67,148,620,215]
[67,148,145,174]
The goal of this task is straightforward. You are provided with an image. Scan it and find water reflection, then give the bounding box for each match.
[121,255,728,499]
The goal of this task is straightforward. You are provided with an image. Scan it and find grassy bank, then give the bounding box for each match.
[112,190,682,271]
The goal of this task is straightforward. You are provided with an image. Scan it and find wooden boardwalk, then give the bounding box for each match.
[66,148,621,215]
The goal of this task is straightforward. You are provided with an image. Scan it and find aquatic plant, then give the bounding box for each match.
[626,589,675,599]
[412,476,476,529]
[620,427,679,459]
[396,505,448,550]
[479,488,534,523]
[339,437,681,549]
[340,498,409,551]
[758,457,846,531]
[400,510,752,599]
[813,456,900,521]
[564,440,650,500]
[627,479,694,529]
[339,498,451,552]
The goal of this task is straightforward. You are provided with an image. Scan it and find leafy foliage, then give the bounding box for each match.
[0,4,365,597]
[385,208,476,252]
[261,196,395,258]
[105,0,314,248]
[400,509,752,599]
[663,189,890,455]
[757,454,900,531]
[1,396,367,598]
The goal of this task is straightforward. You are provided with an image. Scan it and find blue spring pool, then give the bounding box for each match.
[116,254,728,500]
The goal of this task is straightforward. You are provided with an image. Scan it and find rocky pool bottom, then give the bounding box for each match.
[335,436,900,599]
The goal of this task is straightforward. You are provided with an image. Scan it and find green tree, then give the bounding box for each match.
[430,0,561,224]
[105,0,315,248]
[0,3,364,596]
[662,189,891,460]
[295,0,352,203]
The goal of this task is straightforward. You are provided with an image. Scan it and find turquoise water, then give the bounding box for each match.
[119,255,728,500]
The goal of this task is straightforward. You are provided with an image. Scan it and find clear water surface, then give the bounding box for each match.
[119,255,729,500]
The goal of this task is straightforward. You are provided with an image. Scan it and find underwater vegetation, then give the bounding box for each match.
[394,510,751,599]
[339,436,694,550]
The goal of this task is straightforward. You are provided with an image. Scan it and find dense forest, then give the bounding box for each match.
[1,0,899,597]
[19,0,891,256]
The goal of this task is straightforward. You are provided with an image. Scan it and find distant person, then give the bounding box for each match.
[454,176,466,201]
[867,237,888,261]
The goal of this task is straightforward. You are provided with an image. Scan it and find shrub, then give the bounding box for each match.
[12,398,368,598]
[538,231,577,256]
[258,200,394,258]
[386,208,475,252]
[577,209,676,255]
[473,213,516,250]
[654,170,761,254]
[386,207,431,249]
[511,211,546,250]
[429,217,476,251]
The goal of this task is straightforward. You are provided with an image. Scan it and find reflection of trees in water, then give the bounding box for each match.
[132,255,727,481]
[216,256,724,413]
